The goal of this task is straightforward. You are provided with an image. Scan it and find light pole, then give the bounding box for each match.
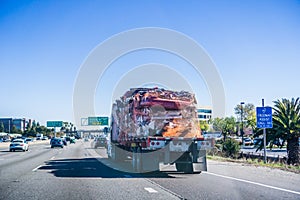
[240,102,245,145]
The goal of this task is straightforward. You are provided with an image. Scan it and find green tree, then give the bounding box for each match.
[0,122,4,132]
[246,110,256,130]
[25,122,31,133]
[199,120,209,132]
[32,120,37,128]
[222,138,240,157]
[234,103,255,129]
[70,123,73,132]
[60,126,66,132]
[211,117,236,141]
[211,117,223,131]
[272,98,300,165]
[36,125,42,134]
[11,125,18,133]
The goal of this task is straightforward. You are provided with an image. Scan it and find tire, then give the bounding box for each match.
[9,149,12,152]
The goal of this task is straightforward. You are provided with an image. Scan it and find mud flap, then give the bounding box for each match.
[175,162,193,173]
[111,144,126,161]
[132,148,140,172]
[133,148,160,173]
[196,150,207,171]
[141,151,160,172]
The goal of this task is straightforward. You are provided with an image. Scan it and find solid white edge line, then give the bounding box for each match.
[32,165,42,172]
[203,171,300,195]
[144,187,158,193]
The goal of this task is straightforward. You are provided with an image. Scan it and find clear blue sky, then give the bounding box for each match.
[1,0,300,127]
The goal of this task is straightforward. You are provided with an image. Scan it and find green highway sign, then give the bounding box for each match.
[88,117,109,126]
[47,121,63,127]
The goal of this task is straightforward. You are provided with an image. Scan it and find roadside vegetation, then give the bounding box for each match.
[207,154,300,174]
[1,120,76,139]
[206,97,300,173]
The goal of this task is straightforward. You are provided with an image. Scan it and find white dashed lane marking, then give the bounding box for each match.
[144,187,158,193]
[32,165,43,172]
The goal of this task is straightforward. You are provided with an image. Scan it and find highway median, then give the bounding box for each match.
[0,140,50,149]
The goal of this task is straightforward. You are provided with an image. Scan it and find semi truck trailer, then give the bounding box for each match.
[107,87,210,173]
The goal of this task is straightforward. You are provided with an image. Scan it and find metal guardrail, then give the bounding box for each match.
[239,151,287,163]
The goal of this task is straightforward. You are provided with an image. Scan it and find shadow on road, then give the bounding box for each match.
[39,158,176,179]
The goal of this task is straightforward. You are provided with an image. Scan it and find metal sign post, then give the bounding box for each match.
[262,100,267,164]
[54,127,56,138]
[256,99,273,164]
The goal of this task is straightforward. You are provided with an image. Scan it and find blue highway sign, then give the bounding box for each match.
[256,107,273,128]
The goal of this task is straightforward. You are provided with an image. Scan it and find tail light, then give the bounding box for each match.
[147,138,151,147]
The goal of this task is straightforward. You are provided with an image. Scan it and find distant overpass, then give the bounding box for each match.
[76,129,108,137]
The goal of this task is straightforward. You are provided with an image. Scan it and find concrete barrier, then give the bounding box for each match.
[0,140,50,149]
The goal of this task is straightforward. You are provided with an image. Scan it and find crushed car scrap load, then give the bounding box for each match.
[112,87,202,141]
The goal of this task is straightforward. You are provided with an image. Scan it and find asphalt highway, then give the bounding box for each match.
[0,140,299,200]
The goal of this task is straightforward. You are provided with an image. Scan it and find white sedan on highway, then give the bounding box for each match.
[9,139,29,152]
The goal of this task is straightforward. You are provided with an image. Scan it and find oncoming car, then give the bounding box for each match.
[9,139,29,152]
